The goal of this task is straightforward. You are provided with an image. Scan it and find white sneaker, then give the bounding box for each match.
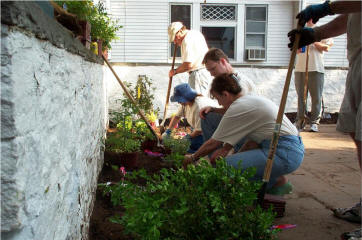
[310,124,318,132]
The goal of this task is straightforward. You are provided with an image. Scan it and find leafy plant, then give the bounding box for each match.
[163,152,184,168]
[55,0,122,50]
[105,159,277,240]
[105,132,141,153]
[163,137,190,155]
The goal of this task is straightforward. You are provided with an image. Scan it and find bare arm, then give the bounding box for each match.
[168,115,181,129]
[183,138,223,167]
[315,14,348,41]
[313,41,330,52]
[169,62,193,77]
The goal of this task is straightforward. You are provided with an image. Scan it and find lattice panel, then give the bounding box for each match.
[201,5,236,21]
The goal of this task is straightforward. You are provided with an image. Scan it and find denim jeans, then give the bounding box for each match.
[225,135,304,189]
[187,135,204,154]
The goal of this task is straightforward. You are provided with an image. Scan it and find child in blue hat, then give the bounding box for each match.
[162,83,218,153]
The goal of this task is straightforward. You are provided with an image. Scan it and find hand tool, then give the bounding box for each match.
[102,54,163,147]
[301,45,310,128]
[257,24,303,207]
[159,46,178,134]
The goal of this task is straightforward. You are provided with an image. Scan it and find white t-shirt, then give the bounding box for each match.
[175,96,219,131]
[181,30,209,71]
[347,13,361,63]
[234,72,256,96]
[294,38,333,73]
[212,95,298,146]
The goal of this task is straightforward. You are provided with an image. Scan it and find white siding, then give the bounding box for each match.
[109,0,169,63]
[108,0,347,67]
[305,0,348,67]
[265,1,294,66]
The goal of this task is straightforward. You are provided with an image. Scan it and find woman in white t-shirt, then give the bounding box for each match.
[162,83,218,153]
[183,73,305,190]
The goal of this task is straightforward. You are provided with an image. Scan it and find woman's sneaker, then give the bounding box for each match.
[310,124,319,132]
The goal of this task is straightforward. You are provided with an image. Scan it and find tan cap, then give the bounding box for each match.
[168,22,183,42]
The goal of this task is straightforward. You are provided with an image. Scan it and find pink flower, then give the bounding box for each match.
[120,166,126,176]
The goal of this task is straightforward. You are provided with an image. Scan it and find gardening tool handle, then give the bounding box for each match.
[161,46,178,126]
[257,24,303,205]
[102,55,161,142]
[302,46,310,124]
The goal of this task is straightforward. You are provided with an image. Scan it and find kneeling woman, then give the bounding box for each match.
[162,83,218,153]
[183,73,304,189]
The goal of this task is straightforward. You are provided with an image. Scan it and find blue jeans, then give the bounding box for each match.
[201,112,246,153]
[225,135,304,189]
[187,135,204,154]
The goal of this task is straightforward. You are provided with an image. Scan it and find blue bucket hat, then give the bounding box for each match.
[170,83,197,103]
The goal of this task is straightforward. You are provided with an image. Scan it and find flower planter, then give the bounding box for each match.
[105,151,139,169]
[141,139,158,151]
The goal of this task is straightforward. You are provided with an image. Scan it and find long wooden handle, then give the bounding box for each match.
[161,46,178,126]
[257,27,302,205]
[303,46,310,122]
[102,55,161,142]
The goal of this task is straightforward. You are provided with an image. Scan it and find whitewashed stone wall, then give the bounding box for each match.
[1,3,106,239]
[105,65,348,119]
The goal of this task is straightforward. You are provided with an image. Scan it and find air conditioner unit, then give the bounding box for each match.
[247,49,266,61]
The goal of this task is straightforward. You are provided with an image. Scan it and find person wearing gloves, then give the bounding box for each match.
[294,19,333,132]
[183,73,304,193]
[167,22,212,96]
[288,1,361,239]
[161,83,218,153]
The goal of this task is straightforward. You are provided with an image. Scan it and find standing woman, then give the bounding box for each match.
[162,83,218,153]
[184,73,305,190]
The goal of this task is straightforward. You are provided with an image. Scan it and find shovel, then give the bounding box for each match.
[102,55,163,146]
[159,46,178,134]
[257,25,302,205]
[301,45,310,129]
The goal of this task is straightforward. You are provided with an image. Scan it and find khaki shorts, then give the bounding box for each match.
[336,52,361,141]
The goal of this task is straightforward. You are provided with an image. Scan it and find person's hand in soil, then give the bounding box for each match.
[183,154,194,168]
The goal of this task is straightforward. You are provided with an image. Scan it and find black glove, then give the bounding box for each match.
[287,27,317,51]
[296,0,333,26]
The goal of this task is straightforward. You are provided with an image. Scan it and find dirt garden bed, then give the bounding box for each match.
[88,112,339,240]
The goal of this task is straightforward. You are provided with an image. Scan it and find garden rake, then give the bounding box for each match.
[102,55,163,147]
[159,46,178,134]
[257,24,303,207]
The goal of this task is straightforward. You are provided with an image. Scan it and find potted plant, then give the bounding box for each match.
[105,132,141,169]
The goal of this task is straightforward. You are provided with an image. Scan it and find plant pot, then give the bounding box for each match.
[141,139,158,151]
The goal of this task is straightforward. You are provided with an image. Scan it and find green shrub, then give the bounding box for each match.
[163,137,190,155]
[105,159,278,240]
[105,132,141,153]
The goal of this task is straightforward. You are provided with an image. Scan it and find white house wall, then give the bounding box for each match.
[108,0,347,67]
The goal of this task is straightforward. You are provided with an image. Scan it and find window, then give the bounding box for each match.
[170,4,191,58]
[201,4,237,59]
[245,5,267,60]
